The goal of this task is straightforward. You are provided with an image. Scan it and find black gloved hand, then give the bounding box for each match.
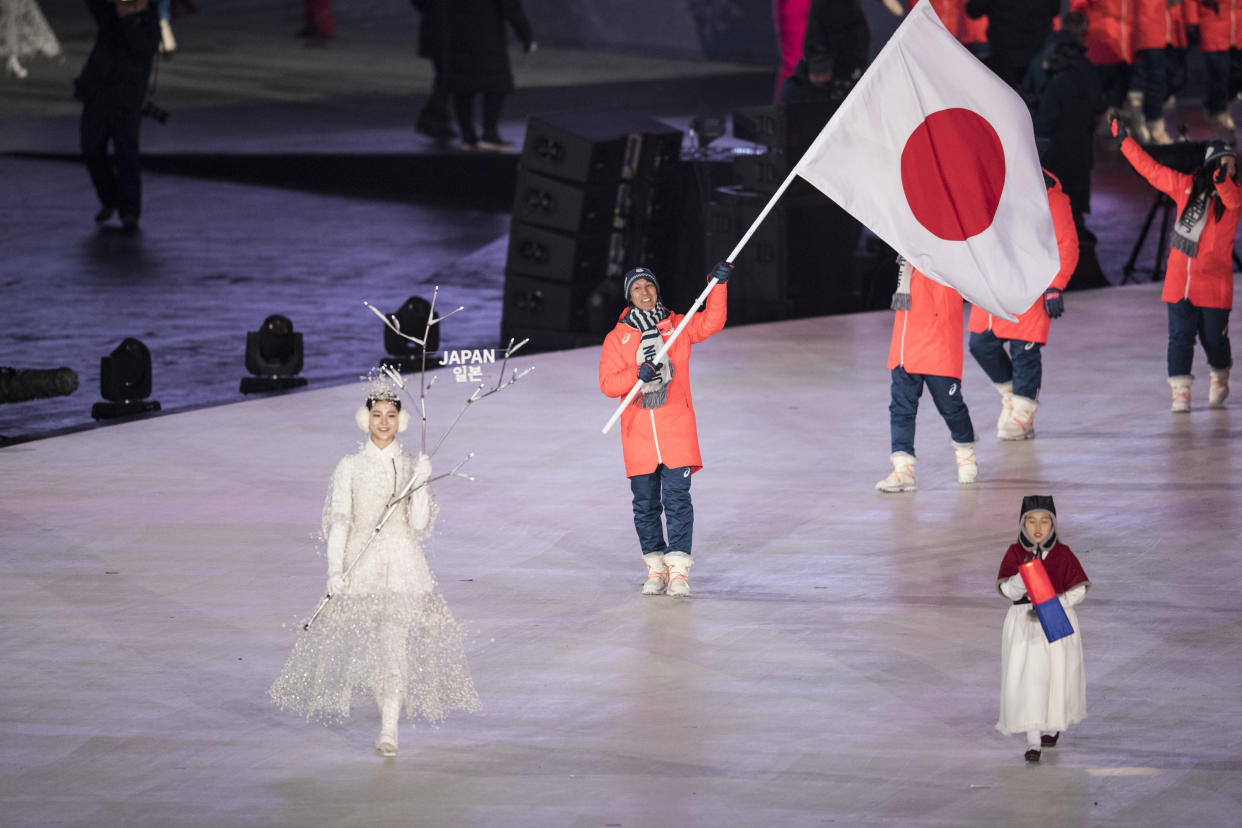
[638,361,662,383]
[1110,117,1127,146]
[710,260,734,284]
[1043,287,1064,319]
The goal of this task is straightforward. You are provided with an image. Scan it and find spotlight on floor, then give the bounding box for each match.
[240,314,308,394]
[91,337,162,420]
[380,296,439,372]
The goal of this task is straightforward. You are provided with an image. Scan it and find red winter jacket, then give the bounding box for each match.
[1070,0,1134,64]
[1133,0,1185,50]
[1121,137,1242,309]
[1195,0,1239,53]
[599,284,727,478]
[969,176,1079,344]
[888,269,964,378]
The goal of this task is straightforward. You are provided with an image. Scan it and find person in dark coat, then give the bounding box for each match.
[1033,37,1103,227]
[441,0,535,152]
[411,0,454,141]
[75,0,160,232]
[965,0,1059,90]
[779,0,869,105]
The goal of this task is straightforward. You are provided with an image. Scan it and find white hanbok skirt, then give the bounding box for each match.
[996,601,1086,734]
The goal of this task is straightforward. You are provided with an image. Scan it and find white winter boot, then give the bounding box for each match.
[875,451,917,492]
[1209,368,1230,408]
[993,381,1014,436]
[999,395,1038,440]
[641,551,668,595]
[376,693,400,756]
[1169,374,1193,412]
[1147,117,1173,145]
[663,552,693,597]
[1123,91,1151,143]
[953,441,978,484]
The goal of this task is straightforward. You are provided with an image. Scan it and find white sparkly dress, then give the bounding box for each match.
[0,0,61,77]
[269,439,479,724]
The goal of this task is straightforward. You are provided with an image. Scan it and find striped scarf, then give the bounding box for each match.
[624,303,673,409]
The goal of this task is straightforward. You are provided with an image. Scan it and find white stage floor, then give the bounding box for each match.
[2,281,1240,826]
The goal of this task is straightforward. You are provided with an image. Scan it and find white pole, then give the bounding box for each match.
[600,165,802,434]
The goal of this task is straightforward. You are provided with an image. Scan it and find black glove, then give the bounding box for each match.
[710,260,734,284]
[1110,117,1127,146]
[1043,287,1064,319]
[638,361,662,382]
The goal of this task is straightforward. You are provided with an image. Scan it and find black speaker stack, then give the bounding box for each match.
[501,110,684,352]
[698,101,873,325]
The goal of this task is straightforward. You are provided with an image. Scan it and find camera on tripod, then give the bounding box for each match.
[142,100,169,125]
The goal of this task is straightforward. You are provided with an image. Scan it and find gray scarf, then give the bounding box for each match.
[625,303,673,409]
[1172,189,1214,258]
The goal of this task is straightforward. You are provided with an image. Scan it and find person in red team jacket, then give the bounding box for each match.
[968,171,1079,440]
[599,262,732,598]
[1114,117,1240,411]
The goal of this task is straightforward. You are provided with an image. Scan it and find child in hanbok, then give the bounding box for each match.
[995,495,1089,762]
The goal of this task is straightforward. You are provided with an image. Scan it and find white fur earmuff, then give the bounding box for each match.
[356,405,412,432]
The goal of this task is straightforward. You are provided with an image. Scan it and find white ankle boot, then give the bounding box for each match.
[1209,368,1230,408]
[663,552,692,597]
[875,451,916,492]
[1169,374,1193,412]
[376,694,400,756]
[641,552,668,595]
[1210,111,1236,141]
[994,381,1014,436]
[999,396,1038,440]
[953,441,978,484]
[160,18,177,53]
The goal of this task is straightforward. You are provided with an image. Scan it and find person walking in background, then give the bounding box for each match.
[1,0,61,78]
[875,259,978,492]
[442,0,535,152]
[1114,118,1240,411]
[75,0,159,233]
[968,172,1079,441]
[1068,0,1136,139]
[779,0,871,105]
[965,0,1059,90]
[1196,0,1239,141]
[411,0,455,142]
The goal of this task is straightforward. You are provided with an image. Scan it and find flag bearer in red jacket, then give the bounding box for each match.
[875,260,978,492]
[1114,117,1240,410]
[599,262,732,597]
[968,171,1079,440]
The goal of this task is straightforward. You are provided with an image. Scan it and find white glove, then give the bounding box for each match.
[414,452,432,486]
[326,573,346,596]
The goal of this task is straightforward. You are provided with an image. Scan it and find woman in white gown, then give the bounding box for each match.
[269,388,479,756]
[1,0,61,78]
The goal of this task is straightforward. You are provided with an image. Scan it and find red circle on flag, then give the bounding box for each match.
[900,108,1006,241]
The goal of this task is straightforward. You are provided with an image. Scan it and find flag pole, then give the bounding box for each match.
[600,165,803,434]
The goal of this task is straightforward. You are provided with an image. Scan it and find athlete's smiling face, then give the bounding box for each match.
[629,279,658,311]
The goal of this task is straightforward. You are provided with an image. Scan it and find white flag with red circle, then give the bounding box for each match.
[793,1,1059,321]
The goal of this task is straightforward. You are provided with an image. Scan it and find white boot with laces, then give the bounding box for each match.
[641,552,668,595]
[1169,374,1193,412]
[953,441,978,484]
[999,396,1038,440]
[663,552,693,597]
[1209,368,1230,407]
[875,451,916,492]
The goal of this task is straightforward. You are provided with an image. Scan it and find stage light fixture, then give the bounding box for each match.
[240,314,309,394]
[91,337,162,420]
[381,296,439,371]
[690,114,726,149]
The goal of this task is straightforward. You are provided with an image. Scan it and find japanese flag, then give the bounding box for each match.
[793,1,1059,321]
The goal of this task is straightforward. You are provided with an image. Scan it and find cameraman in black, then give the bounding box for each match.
[75,0,159,233]
[778,0,870,105]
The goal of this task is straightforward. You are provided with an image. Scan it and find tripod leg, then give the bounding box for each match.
[1152,195,1173,283]
[1123,192,1165,284]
